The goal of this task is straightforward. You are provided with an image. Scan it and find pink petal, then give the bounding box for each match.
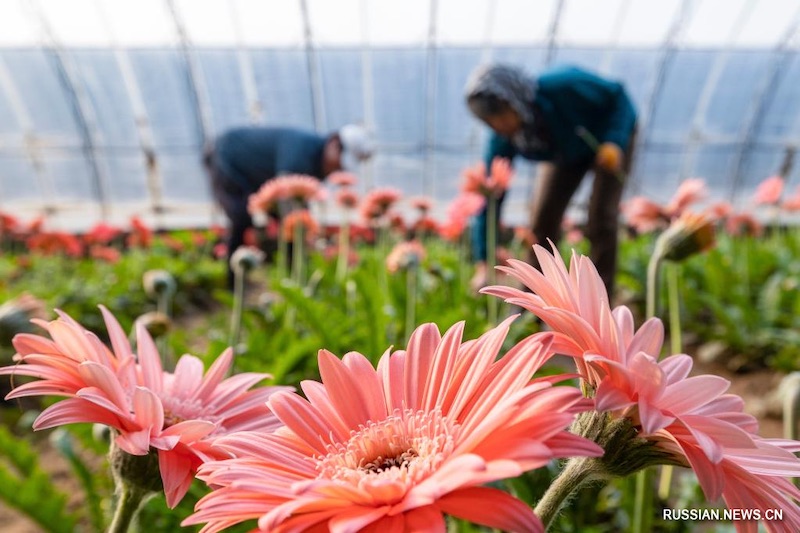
[132,386,164,435]
[159,448,197,508]
[33,398,121,430]
[135,322,163,391]
[403,323,442,410]
[193,348,234,401]
[171,355,205,399]
[437,487,542,533]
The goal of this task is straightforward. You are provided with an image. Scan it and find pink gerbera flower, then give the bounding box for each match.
[328,171,357,188]
[184,320,602,533]
[360,188,403,222]
[483,244,800,532]
[386,240,426,273]
[409,196,433,214]
[754,175,784,206]
[665,178,708,217]
[782,185,800,212]
[282,210,319,243]
[623,196,668,233]
[0,307,288,507]
[335,188,359,209]
[461,158,513,198]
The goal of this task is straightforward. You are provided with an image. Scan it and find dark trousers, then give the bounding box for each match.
[527,131,636,297]
[204,145,253,288]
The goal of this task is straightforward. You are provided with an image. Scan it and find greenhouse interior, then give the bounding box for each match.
[2,0,800,531]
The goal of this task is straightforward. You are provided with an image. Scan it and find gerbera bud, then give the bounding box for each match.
[385,241,426,273]
[110,439,163,494]
[142,270,177,299]
[572,411,680,479]
[230,246,264,274]
[134,311,171,339]
[654,212,715,262]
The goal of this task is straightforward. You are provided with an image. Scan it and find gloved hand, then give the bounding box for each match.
[595,142,623,173]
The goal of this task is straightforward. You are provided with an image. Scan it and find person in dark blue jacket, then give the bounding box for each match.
[465,64,637,296]
[204,125,374,286]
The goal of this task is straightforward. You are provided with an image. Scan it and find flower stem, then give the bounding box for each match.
[336,219,350,282]
[487,196,498,324]
[646,251,662,321]
[228,265,245,359]
[277,221,288,279]
[108,483,148,533]
[658,263,682,500]
[636,251,663,533]
[292,223,305,286]
[405,266,417,344]
[535,457,598,530]
[666,263,682,354]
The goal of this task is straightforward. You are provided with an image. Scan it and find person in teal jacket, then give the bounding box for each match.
[465,64,637,296]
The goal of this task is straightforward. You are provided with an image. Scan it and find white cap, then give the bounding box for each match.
[339,124,375,171]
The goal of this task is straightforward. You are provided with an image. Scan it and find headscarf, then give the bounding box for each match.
[464,64,548,154]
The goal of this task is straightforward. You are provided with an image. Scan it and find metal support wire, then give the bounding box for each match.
[299,0,327,131]
[0,53,55,213]
[423,0,439,197]
[678,0,754,181]
[28,0,112,219]
[729,7,800,200]
[626,0,695,196]
[360,0,375,191]
[465,0,498,161]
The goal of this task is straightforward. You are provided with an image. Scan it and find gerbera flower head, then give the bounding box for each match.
[753,175,784,206]
[623,196,668,233]
[335,188,359,209]
[447,193,486,224]
[725,211,763,237]
[282,210,319,243]
[328,171,357,188]
[386,240,426,273]
[409,196,433,214]
[654,211,716,262]
[184,319,602,533]
[0,307,288,507]
[360,188,403,222]
[461,158,513,197]
[665,178,708,217]
[483,243,800,531]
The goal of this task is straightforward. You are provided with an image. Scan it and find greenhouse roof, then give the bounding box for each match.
[1,0,800,229]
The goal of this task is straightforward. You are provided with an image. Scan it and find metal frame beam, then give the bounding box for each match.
[29,0,111,219]
[678,0,754,180]
[423,0,439,197]
[94,0,165,220]
[544,0,566,67]
[729,7,800,200]
[0,52,55,213]
[165,0,216,224]
[360,0,375,190]
[165,0,213,144]
[598,0,631,75]
[627,0,695,195]
[229,0,263,124]
[299,0,327,131]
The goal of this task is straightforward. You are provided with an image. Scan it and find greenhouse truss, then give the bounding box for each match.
[1,0,800,230]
